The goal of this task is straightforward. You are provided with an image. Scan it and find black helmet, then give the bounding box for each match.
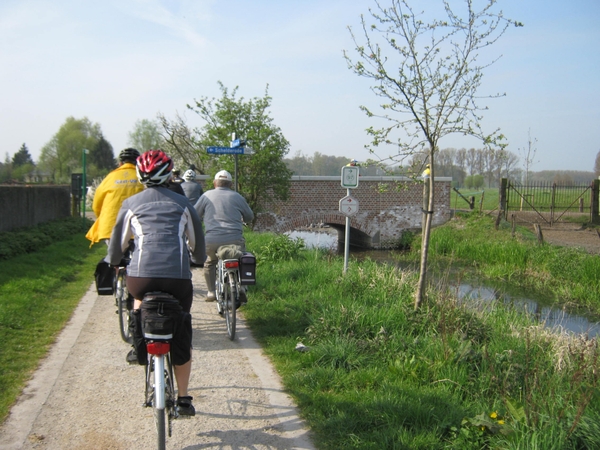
[119,148,140,163]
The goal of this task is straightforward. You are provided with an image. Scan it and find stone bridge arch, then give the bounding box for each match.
[253,176,452,249]
[277,212,374,248]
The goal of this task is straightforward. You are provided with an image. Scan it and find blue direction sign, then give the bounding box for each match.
[207,146,245,155]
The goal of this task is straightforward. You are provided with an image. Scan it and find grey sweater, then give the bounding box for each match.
[194,187,254,244]
[107,186,205,279]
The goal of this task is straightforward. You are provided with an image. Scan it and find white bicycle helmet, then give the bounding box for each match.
[183,169,196,182]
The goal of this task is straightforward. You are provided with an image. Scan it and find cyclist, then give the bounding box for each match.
[193,170,253,303]
[181,169,203,204]
[85,148,143,247]
[107,149,205,416]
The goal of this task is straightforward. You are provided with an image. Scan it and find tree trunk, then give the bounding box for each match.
[414,163,434,310]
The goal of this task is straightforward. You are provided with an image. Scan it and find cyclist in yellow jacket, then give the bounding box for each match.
[86,148,144,246]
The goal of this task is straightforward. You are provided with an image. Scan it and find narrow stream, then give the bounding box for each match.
[286,229,600,338]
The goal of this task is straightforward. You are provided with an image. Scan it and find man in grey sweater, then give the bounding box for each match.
[194,170,254,302]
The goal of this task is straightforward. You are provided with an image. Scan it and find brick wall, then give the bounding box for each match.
[255,176,451,248]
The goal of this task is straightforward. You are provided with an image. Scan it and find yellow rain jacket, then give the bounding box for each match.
[85,163,144,246]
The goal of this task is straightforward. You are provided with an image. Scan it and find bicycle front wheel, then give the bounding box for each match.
[116,270,133,344]
[224,273,237,340]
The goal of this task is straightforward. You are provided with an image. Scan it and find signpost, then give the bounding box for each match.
[206,133,254,192]
[340,165,360,274]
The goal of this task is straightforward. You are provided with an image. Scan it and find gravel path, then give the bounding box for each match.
[0,268,315,450]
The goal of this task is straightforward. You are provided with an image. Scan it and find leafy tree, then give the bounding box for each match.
[465,174,484,189]
[0,153,11,183]
[187,82,292,217]
[88,134,115,174]
[12,144,34,168]
[345,0,521,309]
[285,151,372,176]
[38,117,103,183]
[128,119,164,152]
[594,150,600,178]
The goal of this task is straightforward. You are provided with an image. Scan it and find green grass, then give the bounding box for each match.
[412,212,600,316]
[451,187,499,211]
[241,234,600,449]
[451,185,594,216]
[0,219,105,422]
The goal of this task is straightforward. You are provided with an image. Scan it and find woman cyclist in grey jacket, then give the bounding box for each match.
[107,149,205,416]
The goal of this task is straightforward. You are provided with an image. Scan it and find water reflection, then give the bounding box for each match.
[457,282,600,338]
[286,229,338,250]
[285,230,600,338]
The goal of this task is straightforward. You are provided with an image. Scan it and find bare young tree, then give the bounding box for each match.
[344,0,521,309]
[519,128,538,185]
[156,112,207,173]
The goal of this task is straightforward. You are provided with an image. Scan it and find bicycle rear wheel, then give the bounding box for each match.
[224,273,237,340]
[165,353,176,434]
[153,355,167,450]
[116,269,133,344]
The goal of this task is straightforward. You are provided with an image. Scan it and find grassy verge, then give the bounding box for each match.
[242,225,600,449]
[406,212,600,317]
[0,218,105,423]
[3,217,600,448]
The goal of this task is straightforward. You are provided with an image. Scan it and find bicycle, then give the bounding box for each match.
[215,250,241,341]
[214,246,255,341]
[140,292,182,450]
[114,242,134,344]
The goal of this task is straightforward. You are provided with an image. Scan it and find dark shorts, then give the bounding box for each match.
[127,277,193,365]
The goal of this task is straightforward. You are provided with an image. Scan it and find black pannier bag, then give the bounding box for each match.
[239,252,256,285]
[94,258,114,295]
[140,292,183,340]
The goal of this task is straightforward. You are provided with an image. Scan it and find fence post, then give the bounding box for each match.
[533,223,544,245]
[511,214,515,238]
[479,191,485,213]
[500,178,507,219]
[592,179,600,225]
[550,182,556,226]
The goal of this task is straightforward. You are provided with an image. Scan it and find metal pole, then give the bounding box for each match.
[343,188,350,274]
[234,154,238,192]
[82,148,88,226]
[231,132,238,192]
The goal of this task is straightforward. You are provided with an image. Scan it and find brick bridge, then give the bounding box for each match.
[253,176,452,249]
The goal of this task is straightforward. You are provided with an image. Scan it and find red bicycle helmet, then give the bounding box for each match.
[136,150,174,186]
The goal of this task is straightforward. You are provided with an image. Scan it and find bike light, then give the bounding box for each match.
[147,341,170,355]
[225,261,239,269]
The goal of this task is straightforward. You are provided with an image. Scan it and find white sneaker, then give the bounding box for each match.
[205,291,216,302]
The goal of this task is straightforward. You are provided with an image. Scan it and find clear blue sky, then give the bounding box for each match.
[1,0,598,172]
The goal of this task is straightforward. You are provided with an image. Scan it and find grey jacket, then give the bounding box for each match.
[108,186,205,279]
[181,181,203,204]
[194,187,254,244]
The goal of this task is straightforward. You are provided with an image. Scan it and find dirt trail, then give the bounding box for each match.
[0,268,315,450]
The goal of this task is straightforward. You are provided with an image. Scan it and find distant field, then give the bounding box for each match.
[450,187,499,211]
[451,184,593,215]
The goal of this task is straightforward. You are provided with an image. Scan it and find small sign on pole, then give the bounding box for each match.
[341,166,359,189]
[339,195,359,217]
